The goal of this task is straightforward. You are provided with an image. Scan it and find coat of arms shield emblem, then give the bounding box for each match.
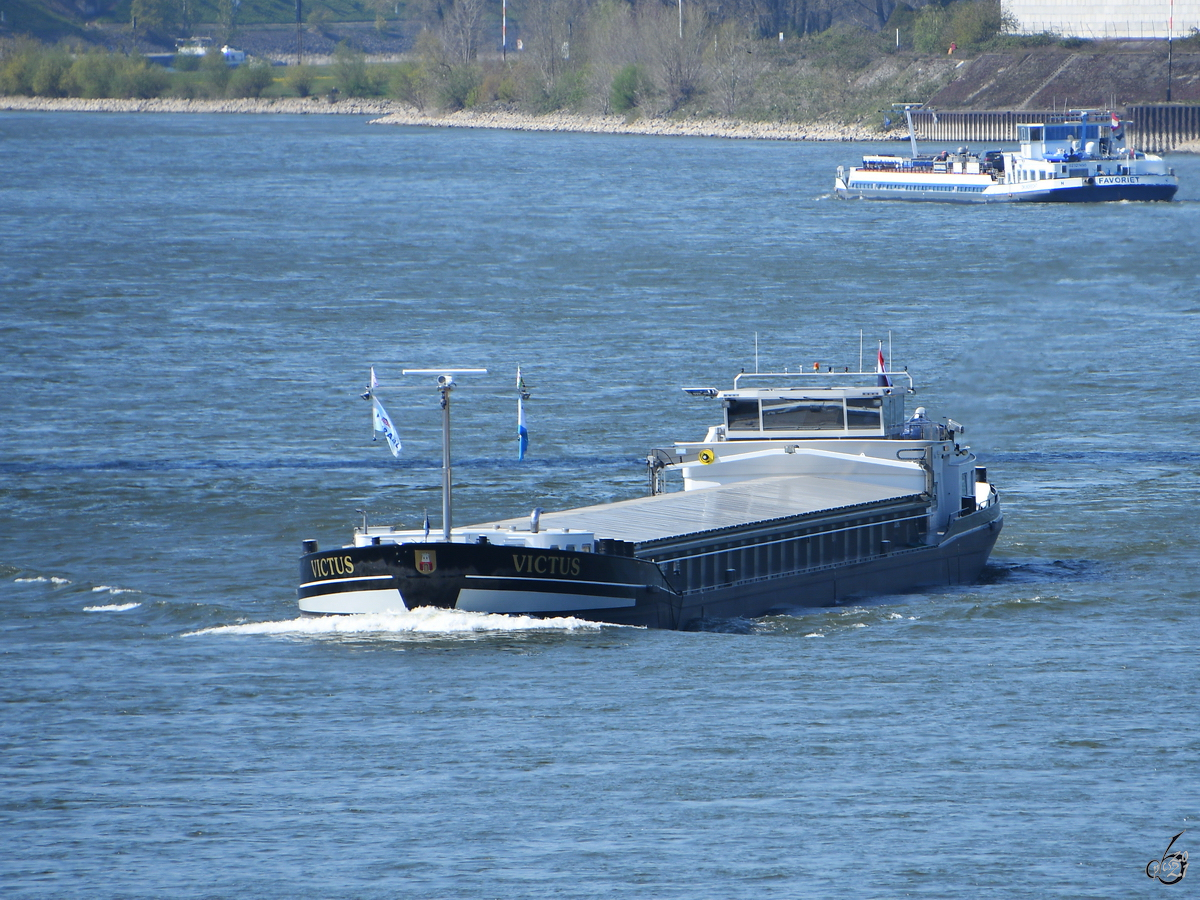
[416,550,437,574]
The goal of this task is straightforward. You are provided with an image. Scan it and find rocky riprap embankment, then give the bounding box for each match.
[368,108,893,140]
[1,96,900,141]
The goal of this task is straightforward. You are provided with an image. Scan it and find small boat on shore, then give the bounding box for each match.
[835,105,1178,203]
[297,351,1002,629]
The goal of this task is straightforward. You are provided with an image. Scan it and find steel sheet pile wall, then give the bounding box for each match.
[1127,104,1200,152]
[910,106,1200,151]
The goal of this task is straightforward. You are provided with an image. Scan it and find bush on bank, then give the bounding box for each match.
[1,39,169,98]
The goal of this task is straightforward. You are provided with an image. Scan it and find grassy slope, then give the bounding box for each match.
[2,0,91,39]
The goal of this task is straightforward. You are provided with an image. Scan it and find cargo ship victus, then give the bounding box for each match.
[298,358,1002,629]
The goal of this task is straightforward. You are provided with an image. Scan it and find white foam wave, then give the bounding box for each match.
[84,602,142,612]
[805,632,824,638]
[186,606,608,638]
[92,585,141,595]
[14,576,72,585]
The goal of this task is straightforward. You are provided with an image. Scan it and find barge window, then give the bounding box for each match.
[762,398,844,430]
[846,397,882,429]
[725,399,761,430]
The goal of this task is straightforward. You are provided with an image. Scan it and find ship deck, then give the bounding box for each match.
[478,475,925,548]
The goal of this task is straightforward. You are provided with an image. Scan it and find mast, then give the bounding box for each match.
[403,368,487,541]
[894,102,922,157]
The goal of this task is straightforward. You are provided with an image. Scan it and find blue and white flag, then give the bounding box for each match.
[517,367,529,460]
[518,400,529,460]
[372,395,402,458]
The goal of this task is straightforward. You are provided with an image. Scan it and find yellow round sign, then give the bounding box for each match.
[698,449,715,465]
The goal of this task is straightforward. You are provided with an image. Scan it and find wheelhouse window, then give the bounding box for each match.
[725,399,761,431]
[762,398,844,431]
[846,397,883,430]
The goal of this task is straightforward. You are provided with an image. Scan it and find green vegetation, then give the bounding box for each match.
[610,63,649,113]
[0,38,168,97]
[0,0,1100,122]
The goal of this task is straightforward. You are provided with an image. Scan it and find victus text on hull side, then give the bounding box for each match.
[298,355,1002,629]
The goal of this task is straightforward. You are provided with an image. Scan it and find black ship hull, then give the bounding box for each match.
[299,503,1002,630]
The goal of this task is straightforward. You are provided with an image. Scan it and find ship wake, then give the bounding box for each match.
[186,606,610,639]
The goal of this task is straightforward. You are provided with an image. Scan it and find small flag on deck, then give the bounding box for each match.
[372,395,402,457]
[877,346,892,388]
[517,367,529,460]
[518,403,528,460]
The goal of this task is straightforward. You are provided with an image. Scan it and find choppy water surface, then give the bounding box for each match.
[2,112,1199,898]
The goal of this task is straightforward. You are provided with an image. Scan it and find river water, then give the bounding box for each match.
[2,112,1199,898]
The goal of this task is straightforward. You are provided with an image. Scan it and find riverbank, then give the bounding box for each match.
[8,95,1196,149]
[0,96,899,141]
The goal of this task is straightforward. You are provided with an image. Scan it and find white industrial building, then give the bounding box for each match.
[1004,0,1200,39]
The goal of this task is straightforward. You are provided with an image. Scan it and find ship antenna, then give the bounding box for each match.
[403,367,488,542]
[859,329,863,373]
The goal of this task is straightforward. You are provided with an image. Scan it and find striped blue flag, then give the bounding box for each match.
[372,396,402,458]
[517,367,529,460]
[518,400,528,460]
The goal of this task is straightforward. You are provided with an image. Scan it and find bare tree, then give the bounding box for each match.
[847,0,896,30]
[442,0,487,63]
[520,0,590,84]
[706,19,762,115]
[641,1,711,113]
[582,0,639,112]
